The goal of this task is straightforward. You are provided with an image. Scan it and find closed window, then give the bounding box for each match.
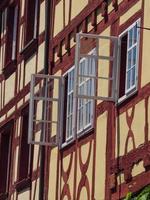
[24,0,38,46]
[18,107,32,181]
[0,5,18,66]
[63,50,96,143]
[0,122,13,194]
[119,19,140,101]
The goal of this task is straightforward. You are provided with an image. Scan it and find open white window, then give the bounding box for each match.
[28,74,63,146]
[118,19,140,102]
[62,49,96,145]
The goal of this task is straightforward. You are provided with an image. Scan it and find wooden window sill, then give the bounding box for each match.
[15,178,31,193]
[20,38,38,60]
[2,60,17,80]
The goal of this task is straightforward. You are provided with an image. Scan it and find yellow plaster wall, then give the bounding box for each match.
[5,73,15,104]
[120,0,142,25]
[71,0,88,20]
[132,161,144,177]
[48,148,59,199]
[115,112,128,157]
[39,1,45,34]
[141,0,150,87]
[18,190,30,200]
[54,1,64,36]
[132,100,145,147]
[33,145,40,171]
[97,8,103,25]
[25,93,30,102]
[95,112,107,200]
[31,179,40,200]
[11,192,17,200]
[25,54,36,85]
[76,148,81,196]
[87,16,93,32]
[76,142,93,198]
[65,0,70,25]
[62,153,75,198]
[36,100,43,121]
[83,142,93,196]
[117,172,125,185]
[0,114,5,123]
[116,100,147,157]
[80,187,88,199]
[7,106,15,119]
[37,42,45,72]
[62,42,66,56]
[108,0,114,14]
[118,0,123,5]
[17,99,24,110]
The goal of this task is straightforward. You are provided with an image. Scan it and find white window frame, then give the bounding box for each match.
[118,19,140,103]
[62,49,96,146]
[65,66,75,142]
[77,51,96,135]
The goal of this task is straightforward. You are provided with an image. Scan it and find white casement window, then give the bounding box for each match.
[65,68,74,141]
[64,50,96,142]
[119,19,140,101]
[77,57,95,133]
[126,20,140,92]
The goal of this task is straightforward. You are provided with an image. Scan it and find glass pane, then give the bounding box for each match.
[128,50,132,69]
[79,59,86,79]
[126,71,131,90]
[78,107,83,130]
[91,58,96,75]
[87,57,92,75]
[86,80,91,96]
[128,29,133,48]
[131,67,136,86]
[85,101,91,125]
[67,95,70,115]
[70,115,72,137]
[133,46,137,66]
[66,117,70,139]
[133,25,137,44]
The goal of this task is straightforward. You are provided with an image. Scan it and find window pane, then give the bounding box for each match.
[128,50,132,69]
[66,69,74,140]
[128,29,133,48]
[126,70,131,90]
[133,25,137,44]
[133,46,137,66]
[85,101,91,125]
[131,67,136,86]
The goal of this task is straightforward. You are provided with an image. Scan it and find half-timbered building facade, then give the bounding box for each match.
[0,0,150,199]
